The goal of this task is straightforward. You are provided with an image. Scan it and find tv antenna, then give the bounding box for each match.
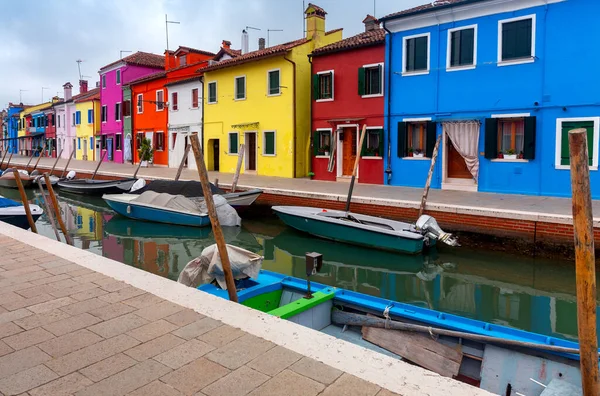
[120,50,132,59]
[41,87,50,102]
[246,26,261,32]
[165,14,180,52]
[76,59,85,81]
[267,29,283,47]
[19,89,28,103]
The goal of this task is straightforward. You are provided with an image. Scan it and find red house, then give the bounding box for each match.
[311,15,385,184]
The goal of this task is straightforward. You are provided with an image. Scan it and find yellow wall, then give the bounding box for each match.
[75,100,100,161]
[73,207,103,240]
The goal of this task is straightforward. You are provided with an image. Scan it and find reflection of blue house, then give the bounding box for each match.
[381,0,600,197]
[6,104,24,154]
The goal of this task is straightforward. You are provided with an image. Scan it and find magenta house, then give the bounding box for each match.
[98,52,164,163]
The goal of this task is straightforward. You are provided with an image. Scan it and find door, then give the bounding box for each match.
[96,139,101,161]
[246,133,256,171]
[169,132,177,168]
[72,139,77,159]
[447,138,471,179]
[83,139,88,160]
[145,132,154,163]
[107,138,113,161]
[342,127,357,176]
[124,134,132,163]
[213,140,220,171]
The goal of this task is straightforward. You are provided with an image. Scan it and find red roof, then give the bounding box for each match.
[165,75,202,87]
[126,71,167,87]
[213,47,242,61]
[174,46,216,57]
[73,88,100,103]
[312,28,385,56]
[381,0,476,21]
[100,51,165,71]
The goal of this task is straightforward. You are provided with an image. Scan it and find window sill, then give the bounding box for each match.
[446,65,476,72]
[491,159,529,163]
[262,154,276,157]
[498,57,535,67]
[207,102,217,105]
[403,156,430,160]
[316,98,334,103]
[267,92,281,97]
[315,155,330,159]
[234,98,246,101]
[556,164,598,171]
[402,70,429,77]
[361,94,383,99]
[362,156,382,160]
[227,153,239,156]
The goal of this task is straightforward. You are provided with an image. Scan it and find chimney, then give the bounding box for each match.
[241,30,249,54]
[63,82,73,101]
[164,50,177,70]
[258,38,266,50]
[222,40,231,49]
[362,15,380,32]
[96,81,100,88]
[79,80,88,94]
[305,3,327,39]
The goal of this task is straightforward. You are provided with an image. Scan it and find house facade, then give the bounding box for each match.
[202,3,343,178]
[98,52,164,163]
[6,104,24,154]
[122,86,133,163]
[74,88,100,161]
[310,15,385,184]
[43,103,57,157]
[381,0,600,198]
[55,83,72,159]
[18,101,53,156]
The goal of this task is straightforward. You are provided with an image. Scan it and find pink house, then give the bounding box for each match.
[98,52,164,163]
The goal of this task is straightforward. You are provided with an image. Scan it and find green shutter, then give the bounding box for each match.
[414,36,428,71]
[312,131,319,156]
[484,118,498,159]
[235,78,245,99]
[561,121,594,166]
[312,74,320,100]
[397,122,407,158]
[361,130,368,156]
[460,28,475,66]
[229,133,238,154]
[523,116,536,160]
[269,71,279,95]
[265,132,275,155]
[358,67,365,96]
[425,122,437,157]
[502,19,532,61]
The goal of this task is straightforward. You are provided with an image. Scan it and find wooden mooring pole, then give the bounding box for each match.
[189,134,238,302]
[24,151,36,171]
[231,144,245,193]
[61,150,75,178]
[13,170,37,233]
[36,179,60,241]
[568,128,599,396]
[0,149,7,170]
[174,144,191,181]
[44,173,73,246]
[345,125,367,212]
[4,153,13,171]
[31,143,47,172]
[50,149,64,174]
[418,134,442,219]
[91,151,107,180]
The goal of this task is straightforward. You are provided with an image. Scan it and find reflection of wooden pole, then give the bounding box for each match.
[175,144,191,181]
[568,128,599,396]
[418,134,442,219]
[345,125,367,212]
[189,134,238,302]
[231,144,245,193]
[13,170,37,233]
[31,143,47,172]
[91,151,107,180]
[36,179,60,241]
[61,150,75,178]
[44,174,72,246]
[50,149,64,174]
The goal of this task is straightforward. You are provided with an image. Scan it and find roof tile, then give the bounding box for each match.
[126,71,167,86]
[382,0,474,20]
[312,29,384,56]
[100,51,165,71]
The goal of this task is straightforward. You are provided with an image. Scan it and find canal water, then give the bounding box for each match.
[2,187,584,342]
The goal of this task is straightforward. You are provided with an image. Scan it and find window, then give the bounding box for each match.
[362,128,383,157]
[101,105,107,122]
[207,83,217,104]
[115,103,122,121]
[228,132,238,154]
[123,100,131,117]
[116,69,121,85]
[498,118,524,155]
[235,76,246,100]
[499,15,535,64]
[101,135,107,149]
[555,118,599,169]
[156,132,165,151]
[179,55,187,66]
[192,88,199,108]
[72,112,76,126]
[57,114,60,128]
[408,122,426,154]
[484,116,536,160]
[268,70,280,95]
[136,94,143,113]
[115,134,122,151]
[156,90,164,111]
[171,93,178,111]
[90,137,94,150]
[448,26,476,69]
[101,75,106,88]
[313,71,333,100]
[403,33,430,74]
[263,131,275,156]
[358,64,383,96]
[51,114,55,126]
[312,130,331,156]
[77,138,81,149]
[136,133,143,149]
[397,121,436,157]
[87,109,94,124]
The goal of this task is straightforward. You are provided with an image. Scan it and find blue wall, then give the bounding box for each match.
[6,106,22,154]
[384,0,600,198]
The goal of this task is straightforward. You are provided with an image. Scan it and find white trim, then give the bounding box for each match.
[136,94,143,114]
[555,117,600,171]
[402,32,430,76]
[227,131,239,155]
[155,130,165,152]
[335,124,360,178]
[115,69,121,85]
[403,157,430,160]
[491,113,530,118]
[497,14,536,67]
[262,130,276,156]
[207,81,217,104]
[115,102,122,122]
[267,68,281,97]
[491,159,529,163]
[234,75,246,101]
[361,62,385,98]
[316,69,334,102]
[101,74,106,89]
[115,132,122,152]
[403,117,432,122]
[156,89,165,112]
[98,62,125,74]
[441,126,478,191]
[446,24,478,71]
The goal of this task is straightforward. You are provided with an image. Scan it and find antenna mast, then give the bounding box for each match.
[76,59,84,81]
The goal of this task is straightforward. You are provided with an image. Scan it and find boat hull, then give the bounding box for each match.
[0,213,42,229]
[0,177,33,189]
[57,178,137,196]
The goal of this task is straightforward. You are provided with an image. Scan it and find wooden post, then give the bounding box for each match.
[418,134,442,218]
[132,155,144,179]
[13,170,37,233]
[24,151,36,171]
[189,134,238,302]
[91,151,107,180]
[4,153,13,171]
[0,149,7,170]
[61,150,75,178]
[31,143,47,172]
[174,144,191,181]
[44,173,73,246]
[568,128,599,396]
[50,149,64,174]
[214,178,219,189]
[230,144,245,193]
[345,125,367,212]
[36,179,60,241]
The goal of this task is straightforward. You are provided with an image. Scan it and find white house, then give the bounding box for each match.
[55,83,72,160]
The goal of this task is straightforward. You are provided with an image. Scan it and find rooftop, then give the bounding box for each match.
[174,46,216,57]
[381,0,478,21]
[164,75,202,87]
[73,87,101,103]
[311,28,385,56]
[126,71,167,87]
[100,51,165,71]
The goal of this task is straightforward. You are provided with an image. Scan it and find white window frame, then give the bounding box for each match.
[316,70,334,103]
[402,32,431,76]
[136,94,143,114]
[207,81,217,104]
[228,132,239,155]
[497,14,536,67]
[116,69,121,85]
[171,92,178,111]
[234,75,246,101]
[101,74,106,89]
[364,126,384,159]
[555,117,600,171]
[361,62,385,98]
[156,90,164,112]
[315,128,333,159]
[262,130,276,156]
[446,24,478,72]
[267,69,281,97]
[115,102,122,122]
[115,133,122,151]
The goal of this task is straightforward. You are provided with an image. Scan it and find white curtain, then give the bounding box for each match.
[327,129,338,173]
[443,121,481,181]
[124,134,132,162]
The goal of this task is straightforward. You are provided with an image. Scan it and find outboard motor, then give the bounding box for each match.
[415,215,460,247]
[66,170,76,180]
[130,178,146,193]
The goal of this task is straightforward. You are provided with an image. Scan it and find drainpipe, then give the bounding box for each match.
[283,55,297,177]
[383,23,393,185]
[307,53,313,175]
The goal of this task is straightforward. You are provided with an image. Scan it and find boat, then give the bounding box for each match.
[0,169,34,189]
[34,174,60,187]
[0,195,43,229]
[272,206,459,255]
[57,177,137,196]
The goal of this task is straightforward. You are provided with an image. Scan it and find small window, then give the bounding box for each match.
[312,130,331,156]
[101,105,107,122]
[558,119,596,167]
[90,137,94,150]
[136,94,143,113]
[268,70,280,95]
[263,131,275,156]
[101,135,107,149]
[123,100,131,117]
[179,55,187,66]
[72,113,76,126]
[363,129,383,157]
[156,90,164,111]
[115,103,122,121]
[171,92,178,111]
[500,16,534,62]
[228,132,238,154]
[57,114,61,128]
[192,88,199,108]
[156,132,165,151]
[136,133,143,149]
[497,118,524,156]
[404,34,429,73]
[408,122,426,155]
[87,109,94,124]
[115,134,122,151]
[313,71,333,100]
[484,116,536,160]
[449,27,475,68]
[102,75,106,88]
[51,114,55,126]
[358,64,383,96]
[207,83,217,104]
[235,76,246,100]
[116,69,121,85]
[75,111,81,125]
[77,138,81,149]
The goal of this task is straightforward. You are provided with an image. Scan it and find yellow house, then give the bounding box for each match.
[74,88,100,161]
[18,101,52,155]
[202,3,342,178]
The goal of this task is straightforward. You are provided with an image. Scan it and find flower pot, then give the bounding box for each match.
[414,153,424,158]
[504,154,517,160]
[324,151,329,156]
[408,152,414,157]
[141,160,148,167]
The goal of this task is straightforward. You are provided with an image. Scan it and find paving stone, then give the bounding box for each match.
[59,298,109,316]
[28,297,76,314]
[0,347,51,380]
[97,287,145,304]
[197,325,245,348]
[164,309,205,327]
[0,292,27,306]
[375,390,402,396]
[13,310,71,331]
[42,313,101,337]
[2,294,54,312]
[87,313,148,339]
[289,357,343,385]
[46,264,82,275]
[134,300,183,321]
[48,283,97,299]
[11,271,53,284]
[153,339,215,369]
[247,346,302,376]
[15,285,60,299]
[205,334,276,370]
[160,358,229,395]
[320,373,381,396]
[45,279,80,290]
[78,353,137,383]
[127,319,178,343]
[1,266,45,278]
[69,287,108,301]
[0,364,58,396]
[37,329,102,358]
[45,334,140,376]
[67,268,94,277]
[0,283,36,294]
[30,274,72,286]
[72,273,109,285]
[0,340,14,357]
[121,293,164,309]
[88,302,136,320]
[95,280,128,292]
[3,328,54,350]
[202,366,269,396]
[38,260,73,270]
[0,322,24,338]
[124,333,185,361]
[128,380,184,396]
[248,369,324,396]
[172,318,222,340]
[74,359,171,396]
[29,372,93,396]
[0,309,32,324]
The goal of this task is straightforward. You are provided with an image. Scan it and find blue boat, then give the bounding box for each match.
[0,195,43,229]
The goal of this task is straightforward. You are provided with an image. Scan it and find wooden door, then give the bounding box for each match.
[447,138,471,179]
[342,128,357,176]
[213,140,220,171]
[247,133,256,171]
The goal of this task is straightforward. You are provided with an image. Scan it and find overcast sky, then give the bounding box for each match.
[0,0,424,109]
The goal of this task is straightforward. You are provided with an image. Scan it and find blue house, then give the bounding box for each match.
[30,111,47,153]
[6,104,24,154]
[381,0,600,198]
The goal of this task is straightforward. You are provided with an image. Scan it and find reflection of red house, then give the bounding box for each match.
[311,15,385,184]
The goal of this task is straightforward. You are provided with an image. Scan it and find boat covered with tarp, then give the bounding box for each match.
[57,171,137,196]
[0,195,43,229]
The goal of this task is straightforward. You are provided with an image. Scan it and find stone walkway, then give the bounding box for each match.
[0,235,402,396]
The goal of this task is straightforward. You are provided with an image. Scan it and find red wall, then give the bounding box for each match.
[132,77,168,166]
[311,43,385,185]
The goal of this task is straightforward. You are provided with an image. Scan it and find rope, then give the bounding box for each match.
[383,304,393,330]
